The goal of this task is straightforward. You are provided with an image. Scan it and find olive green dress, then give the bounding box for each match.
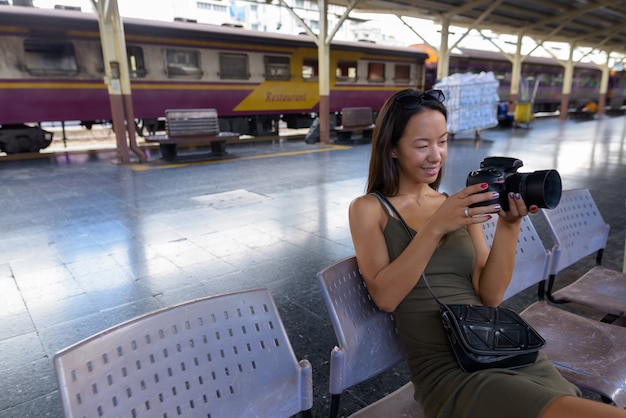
[378,200,581,418]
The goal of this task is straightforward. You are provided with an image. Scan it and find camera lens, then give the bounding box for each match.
[526,170,562,208]
[507,169,562,209]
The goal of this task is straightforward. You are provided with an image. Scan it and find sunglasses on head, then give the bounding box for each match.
[394,89,445,110]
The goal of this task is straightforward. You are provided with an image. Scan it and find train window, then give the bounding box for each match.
[587,74,599,88]
[577,73,597,88]
[302,58,318,80]
[127,45,146,78]
[219,53,250,80]
[23,39,78,76]
[96,48,105,74]
[336,61,357,82]
[166,48,202,78]
[264,55,290,81]
[367,62,385,82]
[394,64,410,83]
[551,73,563,87]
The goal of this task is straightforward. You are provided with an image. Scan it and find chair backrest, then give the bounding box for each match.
[481,215,552,300]
[316,256,407,395]
[539,188,610,275]
[53,288,313,418]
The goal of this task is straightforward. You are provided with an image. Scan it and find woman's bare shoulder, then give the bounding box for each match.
[353,192,388,219]
[349,193,382,214]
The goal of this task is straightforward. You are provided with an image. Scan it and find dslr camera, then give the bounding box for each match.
[466,157,562,210]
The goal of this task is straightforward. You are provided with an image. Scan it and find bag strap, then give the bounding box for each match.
[371,191,446,308]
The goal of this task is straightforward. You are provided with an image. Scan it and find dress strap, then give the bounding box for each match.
[371,191,414,239]
[371,191,396,219]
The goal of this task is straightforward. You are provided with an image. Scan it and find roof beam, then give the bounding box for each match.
[327,0,626,56]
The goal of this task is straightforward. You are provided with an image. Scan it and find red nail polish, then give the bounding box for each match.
[480,183,488,189]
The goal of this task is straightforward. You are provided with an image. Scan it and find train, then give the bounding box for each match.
[422,47,626,114]
[0,5,428,153]
[2,5,624,154]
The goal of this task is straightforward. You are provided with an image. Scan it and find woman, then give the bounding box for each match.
[348,88,626,418]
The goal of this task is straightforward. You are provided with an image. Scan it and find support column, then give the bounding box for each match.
[318,0,330,144]
[560,44,575,121]
[437,17,451,82]
[509,35,524,107]
[598,52,610,118]
[91,0,145,163]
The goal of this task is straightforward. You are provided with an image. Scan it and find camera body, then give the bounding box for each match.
[466,157,562,210]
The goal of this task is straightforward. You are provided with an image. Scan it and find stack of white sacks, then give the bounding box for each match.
[435,71,499,134]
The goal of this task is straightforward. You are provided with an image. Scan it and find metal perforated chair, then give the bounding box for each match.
[316,256,424,418]
[53,288,313,418]
[481,216,551,301]
[539,188,626,320]
[482,215,626,408]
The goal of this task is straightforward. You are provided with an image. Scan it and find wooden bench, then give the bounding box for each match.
[145,109,239,161]
[334,107,375,144]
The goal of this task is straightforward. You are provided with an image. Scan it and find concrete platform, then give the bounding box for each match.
[0,115,625,417]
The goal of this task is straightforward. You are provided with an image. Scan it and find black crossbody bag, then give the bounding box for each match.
[373,192,545,372]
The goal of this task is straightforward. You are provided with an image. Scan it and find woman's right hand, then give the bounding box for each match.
[426,182,500,236]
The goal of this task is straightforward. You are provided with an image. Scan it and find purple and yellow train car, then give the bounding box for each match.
[0,5,428,152]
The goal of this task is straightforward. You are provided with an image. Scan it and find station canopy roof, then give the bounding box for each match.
[329,0,626,56]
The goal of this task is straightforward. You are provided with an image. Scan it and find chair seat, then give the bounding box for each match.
[553,266,626,317]
[348,383,424,418]
[521,301,626,407]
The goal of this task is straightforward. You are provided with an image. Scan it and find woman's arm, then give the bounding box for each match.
[471,193,537,306]
[349,194,442,312]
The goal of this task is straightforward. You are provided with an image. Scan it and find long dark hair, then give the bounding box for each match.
[366,89,447,196]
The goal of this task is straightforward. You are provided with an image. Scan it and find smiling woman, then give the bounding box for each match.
[348,88,626,418]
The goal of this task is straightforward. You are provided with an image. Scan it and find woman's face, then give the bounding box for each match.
[392,108,448,185]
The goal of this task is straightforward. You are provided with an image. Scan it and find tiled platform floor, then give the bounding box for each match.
[0,115,625,417]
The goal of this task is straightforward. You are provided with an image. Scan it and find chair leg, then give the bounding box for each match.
[329,394,341,418]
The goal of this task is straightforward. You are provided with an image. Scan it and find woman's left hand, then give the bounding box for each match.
[498,193,539,224]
